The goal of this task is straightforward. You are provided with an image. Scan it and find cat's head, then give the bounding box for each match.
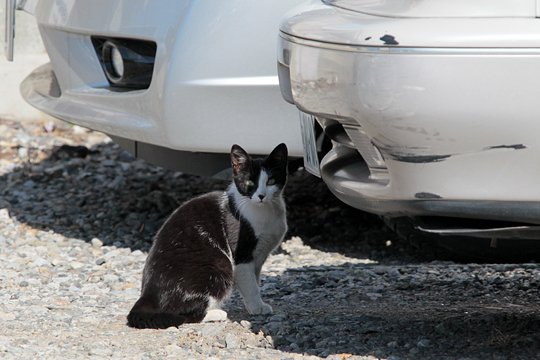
[230,143,288,204]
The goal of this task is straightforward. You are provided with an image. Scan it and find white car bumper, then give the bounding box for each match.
[21,0,303,160]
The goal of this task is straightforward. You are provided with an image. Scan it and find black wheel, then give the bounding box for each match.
[384,217,540,263]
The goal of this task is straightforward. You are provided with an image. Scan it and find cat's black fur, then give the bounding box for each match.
[127,143,288,329]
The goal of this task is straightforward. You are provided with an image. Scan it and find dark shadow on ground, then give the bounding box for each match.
[225,263,540,359]
[0,141,430,262]
[283,171,435,263]
[0,142,225,251]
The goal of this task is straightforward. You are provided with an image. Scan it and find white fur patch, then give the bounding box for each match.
[251,169,281,206]
[229,182,286,233]
[195,223,234,265]
[253,170,268,203]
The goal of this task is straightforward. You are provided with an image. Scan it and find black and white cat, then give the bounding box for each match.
[127,143,288,329]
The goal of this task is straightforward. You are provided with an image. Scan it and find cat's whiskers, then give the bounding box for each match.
[233,195,249,217]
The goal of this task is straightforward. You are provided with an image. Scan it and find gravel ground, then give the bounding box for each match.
[0,118,539,359]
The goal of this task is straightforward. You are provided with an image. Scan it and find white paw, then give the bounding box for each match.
[246,302,273,315]
[202,309,228,322]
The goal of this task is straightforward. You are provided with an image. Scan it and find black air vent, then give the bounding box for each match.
[92,36,157,90]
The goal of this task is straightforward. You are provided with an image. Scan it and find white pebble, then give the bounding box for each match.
[91,238,103,248]
[203,309,228,323]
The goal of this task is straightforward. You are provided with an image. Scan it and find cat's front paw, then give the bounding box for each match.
[246,302,273,315]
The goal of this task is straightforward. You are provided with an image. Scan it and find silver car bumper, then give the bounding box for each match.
[278,29,540,225]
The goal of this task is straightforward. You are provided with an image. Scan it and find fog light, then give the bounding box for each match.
[102,41,125,81]
[110,46,124,78]
[92,37,157,90]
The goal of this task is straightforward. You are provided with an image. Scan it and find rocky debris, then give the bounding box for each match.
[0,118,538,359]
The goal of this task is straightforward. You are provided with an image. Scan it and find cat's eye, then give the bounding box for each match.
[245,180,255,188]
[267,178,276,186]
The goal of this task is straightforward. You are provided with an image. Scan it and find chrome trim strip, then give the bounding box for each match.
[280,32,540,55]
[320,0,406,19]
[417,225,540,240]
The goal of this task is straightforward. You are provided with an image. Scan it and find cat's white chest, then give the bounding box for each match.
[243,200,287,267]
[243,201,287,240]
[228,184,288,259]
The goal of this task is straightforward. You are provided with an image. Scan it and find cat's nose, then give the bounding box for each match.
[258,194,265,201]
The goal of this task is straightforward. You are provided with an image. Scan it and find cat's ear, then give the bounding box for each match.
[266,143,288,167]
[231,144,250,175]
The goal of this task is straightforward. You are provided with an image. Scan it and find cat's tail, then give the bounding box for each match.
[127,296,205,329]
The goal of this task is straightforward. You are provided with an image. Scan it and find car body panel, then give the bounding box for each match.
[21,0,303,159]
